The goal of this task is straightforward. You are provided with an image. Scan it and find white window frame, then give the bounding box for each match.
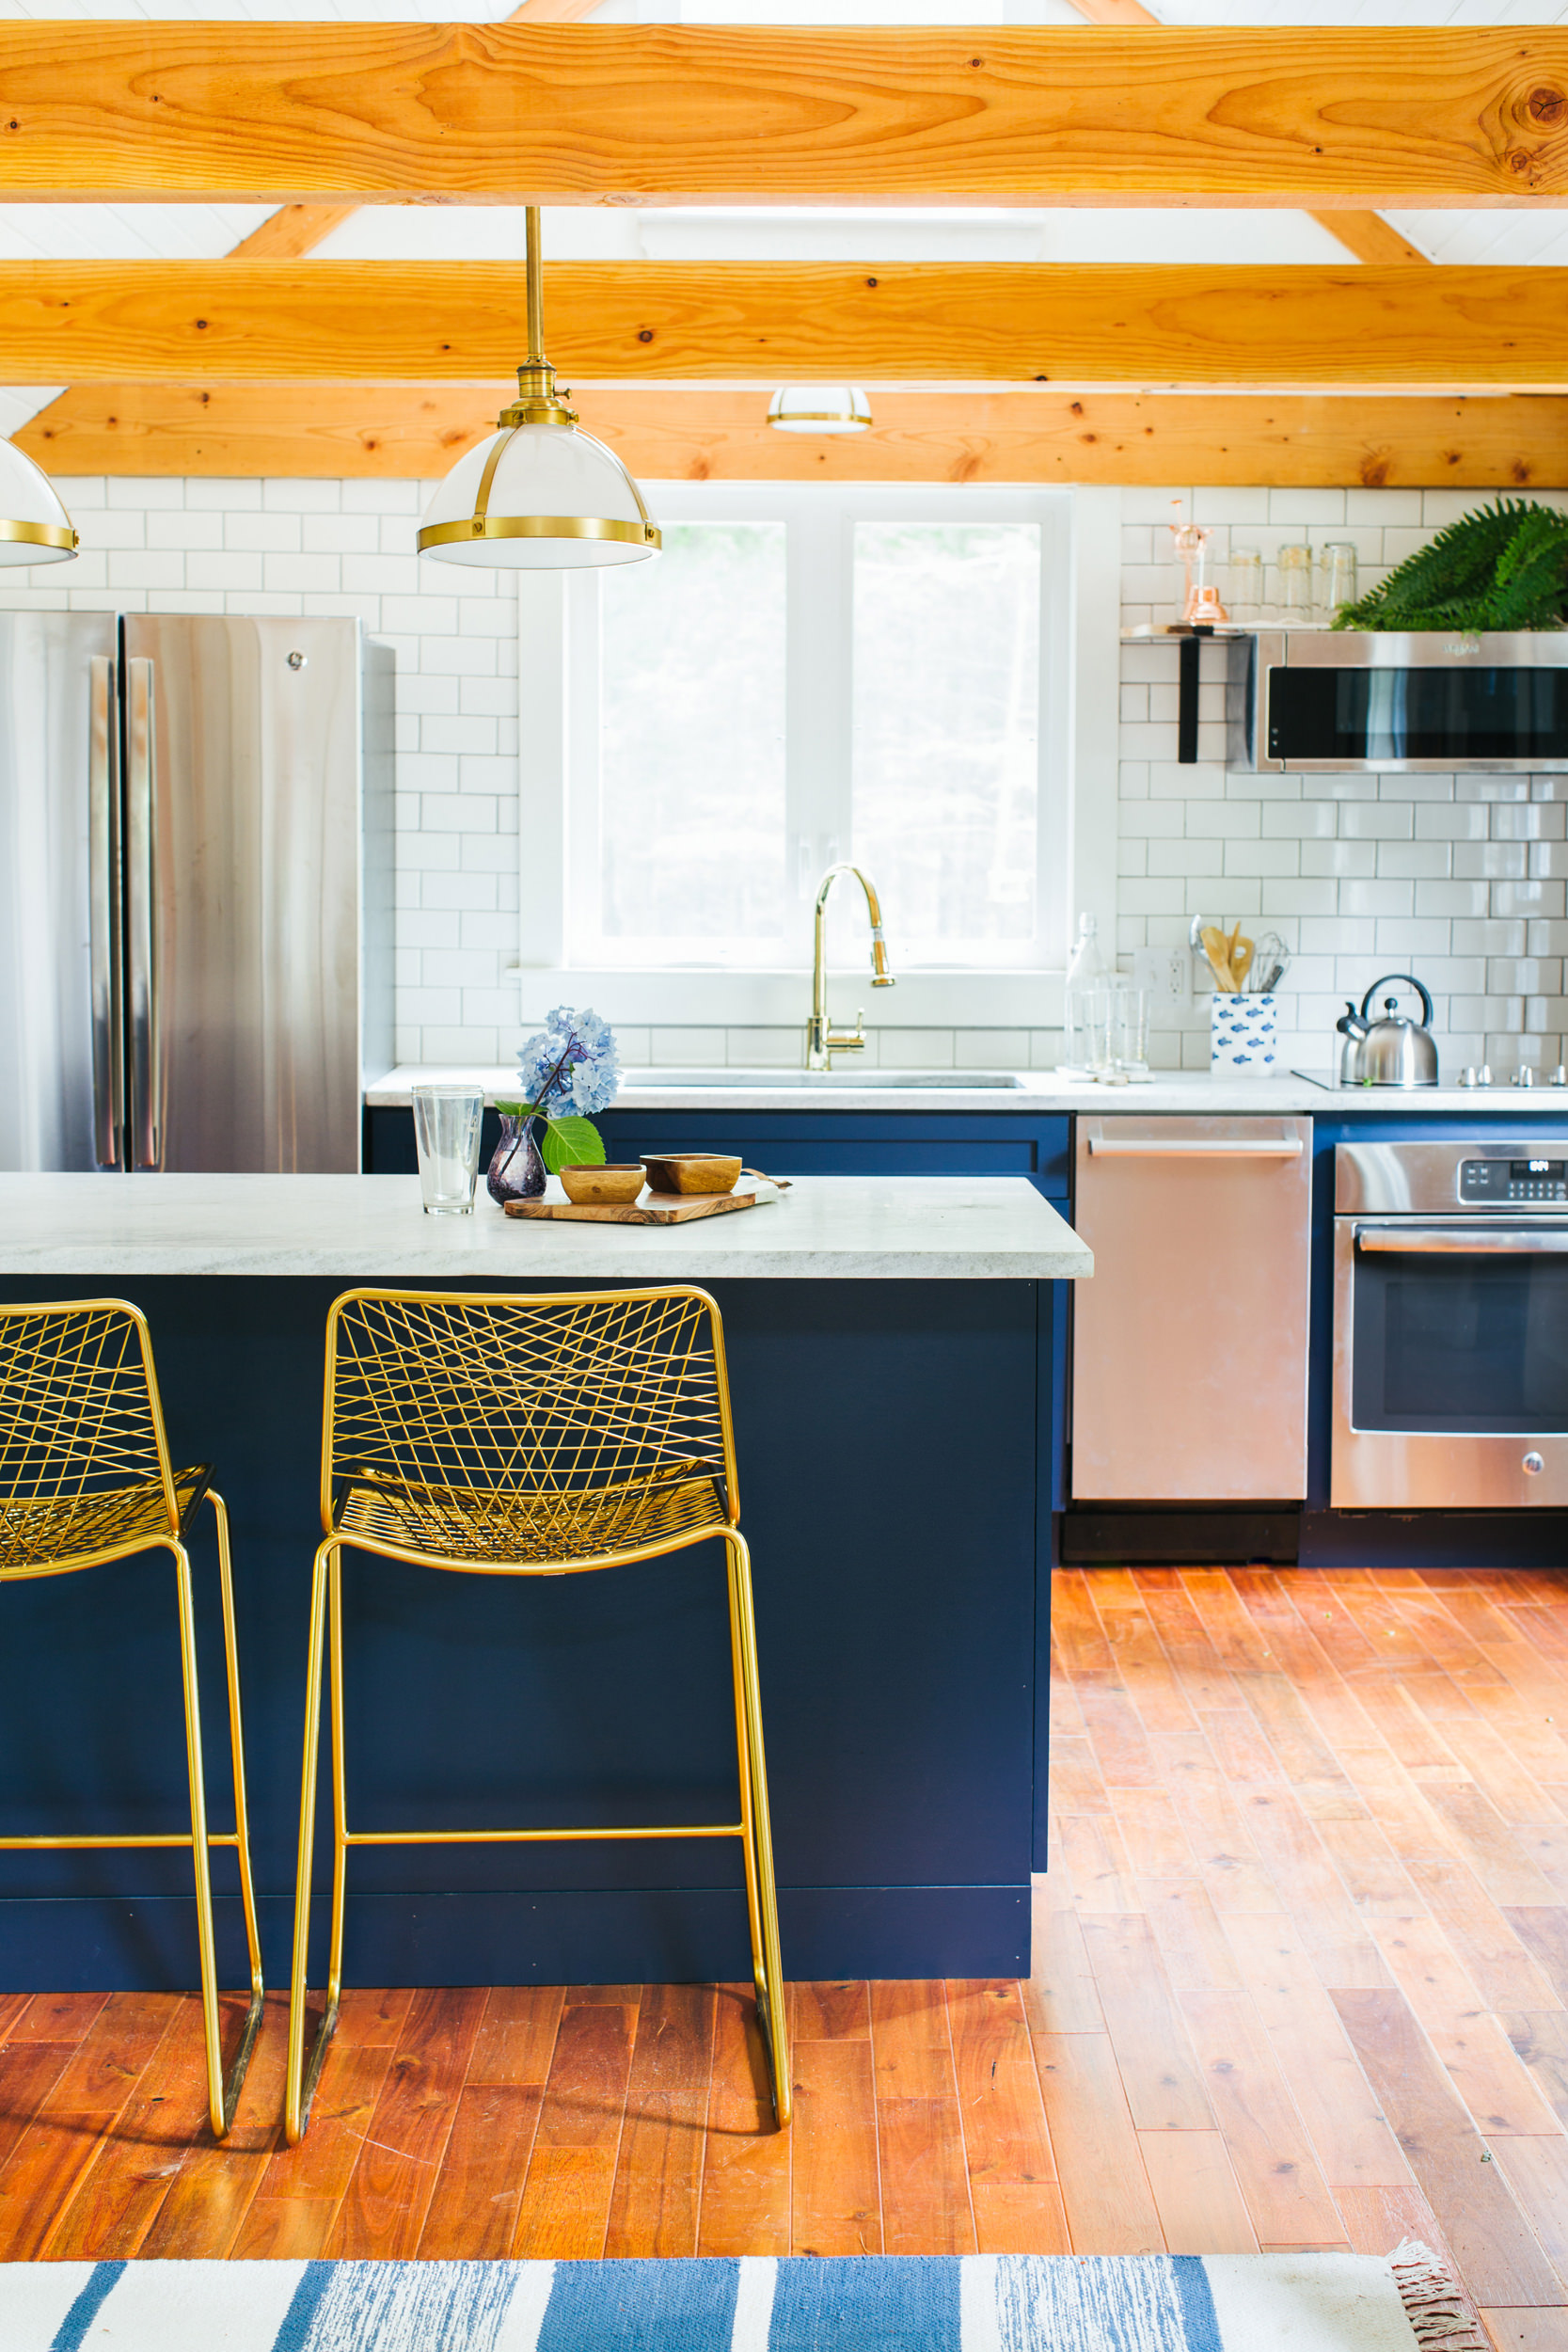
[515,481,1119,1028]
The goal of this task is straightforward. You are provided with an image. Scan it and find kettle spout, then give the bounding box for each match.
[1337,998,1370,1040]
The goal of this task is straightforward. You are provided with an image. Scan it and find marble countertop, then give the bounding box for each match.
[367,1063,1568,1117]
[0,1174,1091,1283]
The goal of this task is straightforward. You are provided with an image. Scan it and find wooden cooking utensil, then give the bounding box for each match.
[1230,931,1255,991]
[1200,925,1237,993]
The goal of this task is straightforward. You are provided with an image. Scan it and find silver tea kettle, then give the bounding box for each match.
[1339,973,1439,1088]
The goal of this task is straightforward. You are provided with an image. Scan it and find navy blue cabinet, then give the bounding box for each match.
[366,1103,1071,1199]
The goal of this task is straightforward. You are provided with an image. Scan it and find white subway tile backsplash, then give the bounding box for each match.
[1301,841,1377,878]
[1,474,1564,1072]
[1338,880,1414,918]
[1338,803,1416,841]
[1414,880,1491,918]
[1375,843,1452,880]
[1495,881,1568,919]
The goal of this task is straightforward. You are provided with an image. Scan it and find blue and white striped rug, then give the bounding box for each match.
[1,2245,1476,2351]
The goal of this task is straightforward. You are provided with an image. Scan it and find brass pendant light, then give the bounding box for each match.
[418,209,661,570]
[0,437,78,567]
[767,387,873,436]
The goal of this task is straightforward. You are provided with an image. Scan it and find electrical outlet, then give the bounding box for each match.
[1132,946,1194,1009]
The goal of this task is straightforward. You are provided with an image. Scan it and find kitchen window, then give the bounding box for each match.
[517,482,1089,1019]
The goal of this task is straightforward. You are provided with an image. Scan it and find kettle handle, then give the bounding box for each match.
[1359,972,1433,1026]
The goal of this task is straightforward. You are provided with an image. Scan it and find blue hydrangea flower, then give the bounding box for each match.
[516,1006,621,1120]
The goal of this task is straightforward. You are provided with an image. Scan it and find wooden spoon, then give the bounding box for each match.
[1200,925,1237,992]
[1230,930,1255,991]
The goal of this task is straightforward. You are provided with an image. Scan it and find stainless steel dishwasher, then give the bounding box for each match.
[1070,1115,1313,1501]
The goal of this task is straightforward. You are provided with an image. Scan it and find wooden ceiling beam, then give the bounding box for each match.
[0,24,1564,206]
[2,261,1566,391]
[20,383,1568,489]
[1058,0,1431,267]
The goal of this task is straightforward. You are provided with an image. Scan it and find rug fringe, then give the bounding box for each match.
[1388,2238,1487,2351]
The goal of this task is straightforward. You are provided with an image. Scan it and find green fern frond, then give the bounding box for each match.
[1332,498,1568,633]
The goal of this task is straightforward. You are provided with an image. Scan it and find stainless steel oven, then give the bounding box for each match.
[1334,1138,1568,1508]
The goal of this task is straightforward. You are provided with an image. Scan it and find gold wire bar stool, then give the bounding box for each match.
[285,1282,789,2142]
[0,1299,264,2138]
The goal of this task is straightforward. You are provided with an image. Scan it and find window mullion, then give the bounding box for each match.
[516,570,568,971]
[785,501,852,957]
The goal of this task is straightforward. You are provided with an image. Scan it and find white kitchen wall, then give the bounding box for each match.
[1119,485,1568,1079]
[4,472,1562,1079]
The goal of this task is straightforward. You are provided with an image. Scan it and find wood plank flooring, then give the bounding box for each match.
[1,1565,1566,2350]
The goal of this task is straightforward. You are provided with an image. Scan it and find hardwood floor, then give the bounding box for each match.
[1,1565,1566,2350]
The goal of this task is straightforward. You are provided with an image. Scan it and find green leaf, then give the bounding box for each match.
[494,1097,531,1118]
[541,1116,606,1173]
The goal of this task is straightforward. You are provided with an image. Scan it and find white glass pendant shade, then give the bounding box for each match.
[419,418,658,570]
[0,437,77,566]
[767,386,872,436]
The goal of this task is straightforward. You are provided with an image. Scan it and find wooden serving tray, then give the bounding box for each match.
[504,1173,790,1227]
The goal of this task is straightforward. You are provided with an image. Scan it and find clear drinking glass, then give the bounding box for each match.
[1275,544,1313,618]
[1113,980,1150,1078]
[411,1084,484,1216]
[1227,548,1263,620]
[1317,541,1358,620]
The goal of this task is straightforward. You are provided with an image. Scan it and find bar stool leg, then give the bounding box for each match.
[210,1492,265,2114]
[326,1545,349,2009]
[285,1538,339,2145]
[725,1531,790,2128]
[171,1540,231,2141]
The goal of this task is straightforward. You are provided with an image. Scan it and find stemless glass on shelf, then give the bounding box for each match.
[1275,544,1313,619]
[1227,548,1264,621]
[411,1084,485,1216]
[1317,542,1359,621]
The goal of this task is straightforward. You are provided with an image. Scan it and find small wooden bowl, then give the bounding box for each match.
[640,1152,743,1198]
[559,1163,646,1205]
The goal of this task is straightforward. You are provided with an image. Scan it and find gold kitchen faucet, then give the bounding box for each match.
[806,863,895,1071]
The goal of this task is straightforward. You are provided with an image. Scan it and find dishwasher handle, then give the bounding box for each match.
[1086,1135,1303,1158]
[1356,1223,1568,1254]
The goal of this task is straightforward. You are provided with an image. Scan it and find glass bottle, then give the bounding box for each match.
[1061,913,1112,1075]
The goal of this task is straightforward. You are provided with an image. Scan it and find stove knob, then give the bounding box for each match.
[1524,1452,1545,1476]
[1460,1066,1478,1087]
[1479,1064,1493,1087]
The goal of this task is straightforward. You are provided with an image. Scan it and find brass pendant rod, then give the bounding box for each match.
[526,203,546,371]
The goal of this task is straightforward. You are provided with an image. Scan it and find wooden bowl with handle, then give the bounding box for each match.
[639,1152,743,1197]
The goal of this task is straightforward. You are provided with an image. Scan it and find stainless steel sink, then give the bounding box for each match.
[622,1069,1025,1089]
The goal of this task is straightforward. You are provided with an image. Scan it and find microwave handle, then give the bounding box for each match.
[1087,1136,1303,1158]
[1356,1225,1568,1253]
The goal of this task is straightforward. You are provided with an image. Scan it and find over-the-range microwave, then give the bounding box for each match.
[1226,628,1568,772]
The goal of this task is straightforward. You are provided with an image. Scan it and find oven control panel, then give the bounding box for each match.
[1461,1155,1568,1203]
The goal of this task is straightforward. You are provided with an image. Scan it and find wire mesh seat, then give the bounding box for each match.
[285,1284,790,2141]
[0,1300,264,2137]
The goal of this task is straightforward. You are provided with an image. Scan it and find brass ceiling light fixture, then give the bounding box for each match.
[418,208,661,570]
[767,387,873,436]
[0,438,78,567]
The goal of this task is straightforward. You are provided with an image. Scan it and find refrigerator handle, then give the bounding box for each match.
[87,654,123,1168]
[125,657,159,1170]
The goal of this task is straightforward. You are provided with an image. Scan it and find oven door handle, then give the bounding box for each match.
[1355,1223,1568,1253]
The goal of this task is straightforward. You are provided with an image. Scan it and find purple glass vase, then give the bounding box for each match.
[487,1114,546,1204]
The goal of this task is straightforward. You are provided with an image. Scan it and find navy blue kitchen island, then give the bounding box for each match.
[0,1172,1086,1998]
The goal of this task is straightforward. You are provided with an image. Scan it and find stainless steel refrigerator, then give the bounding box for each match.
[0,613,392,1172]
